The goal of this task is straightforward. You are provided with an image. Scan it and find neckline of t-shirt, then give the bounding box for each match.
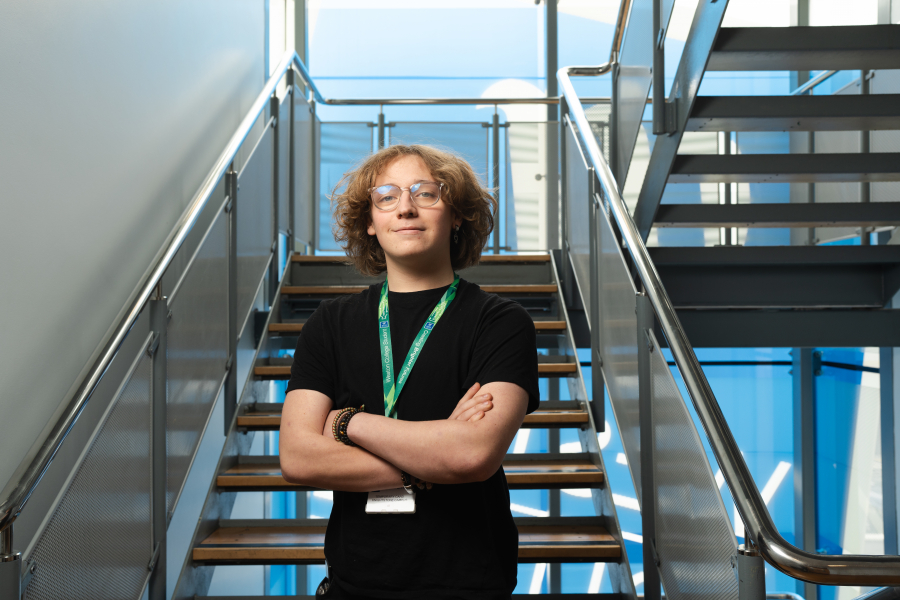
[382,279,460,307]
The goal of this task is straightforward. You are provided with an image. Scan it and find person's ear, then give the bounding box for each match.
[367,218,376,237]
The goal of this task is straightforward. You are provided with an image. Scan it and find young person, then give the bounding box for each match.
[279,144,540,599]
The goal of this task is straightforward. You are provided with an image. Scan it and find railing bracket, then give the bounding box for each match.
[146,333,160,357]
[147,542,160,572]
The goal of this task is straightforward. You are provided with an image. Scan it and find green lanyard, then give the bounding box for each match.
[378,275,460,419]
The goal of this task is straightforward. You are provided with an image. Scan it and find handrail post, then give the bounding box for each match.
[224,167,239,433]
[736,541,766,600]
[492,109,501,254]
[559,101,570,304]
[309,99,317,254]
[287,69,296,251]
[0,524,21,599]
[148,298,168,600]
[270,93,281,302]
[651,0,667,135]
[589,183,604,430]
[637,292,661,600]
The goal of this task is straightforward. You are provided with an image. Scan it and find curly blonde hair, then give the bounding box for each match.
[332,144,497,276]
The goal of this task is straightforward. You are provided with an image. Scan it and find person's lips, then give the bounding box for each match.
[394,226,424,233]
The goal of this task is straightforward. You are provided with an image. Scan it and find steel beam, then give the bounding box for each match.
[669,309,900,347]
[707,25,900,71]
[668,152,900,183]
[687,94,900,132]
[793,347,818,600]
[632,0,731,240]
[653,202,900,228]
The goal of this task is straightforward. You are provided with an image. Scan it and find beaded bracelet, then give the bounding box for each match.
[332,405,364,446]
[400,470,414,493]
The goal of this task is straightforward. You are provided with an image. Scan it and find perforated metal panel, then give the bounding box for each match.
[26,348,153,600]
[596,204,641,493]
[565,121,592,312]
[648,330,738,600]
[292,86,313,247]
[278,95,291,235]
[166,210,229,513]
[237,125,275,325]
[584,103,612,160]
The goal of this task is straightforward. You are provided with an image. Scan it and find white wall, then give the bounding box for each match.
[0,1,265,492]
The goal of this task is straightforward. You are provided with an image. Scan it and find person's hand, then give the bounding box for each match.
[448,382,493,422]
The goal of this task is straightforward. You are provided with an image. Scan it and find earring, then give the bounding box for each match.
[453,225,460,243]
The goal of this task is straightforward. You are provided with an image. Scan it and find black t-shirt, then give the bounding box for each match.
[286,277,540,599]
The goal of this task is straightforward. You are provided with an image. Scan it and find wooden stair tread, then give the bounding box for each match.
[237,407,589,431]
[255,362,575,379]
[291,254,550,264]
[218,457,603,491]
[193,523,619,564]
[270,320,567,334]
[281,284,557,295]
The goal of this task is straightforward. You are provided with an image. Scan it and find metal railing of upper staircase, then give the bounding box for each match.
[558,55,900,597]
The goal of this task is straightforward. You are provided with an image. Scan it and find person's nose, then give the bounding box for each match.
[396,188,418,218]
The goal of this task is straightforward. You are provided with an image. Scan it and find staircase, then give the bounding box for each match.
[179,253,635,598]
[629,23,900,349]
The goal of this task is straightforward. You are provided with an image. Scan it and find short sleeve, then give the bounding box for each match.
[466,300,540,414]
[286,305,335,400]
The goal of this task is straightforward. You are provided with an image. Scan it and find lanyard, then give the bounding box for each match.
[378,275,460,419]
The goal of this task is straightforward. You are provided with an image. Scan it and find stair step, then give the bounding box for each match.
[654,202,900,229]
[291,254,551,264]
[687,94,900,132]
[192,518,620,565]
[254,362,577,380]
[707,25,900,71]
[237,401,590,431]
[217,454,603,492]
[668,153,900,183]
[269,320,568,335]
[282,283,558,296]
[650,246,900,308]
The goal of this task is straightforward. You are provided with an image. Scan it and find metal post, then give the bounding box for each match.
[736,542,766,600]
[589,182,604,430]
[793,347,818,600]
[148,298,168,600]
[296,491,308,593]
[559,99,570,297]
[0,524,21,600]
[287,69,296,252]
[224,167,239,433]
[883,344,899,555]
[721,132,733,246]
[269,94,281,302]
[492,109,501,255]
[651,0,666,135]
[637,292,660,600]
[309,100,317,254]
[545,0,558,124]
[377,108,386,150]
[861,70,871,245]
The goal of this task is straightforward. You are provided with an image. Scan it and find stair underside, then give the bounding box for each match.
[237,404,590,431]
[707,25,900,71]
[653,202,900,228]
[193,521,620,565]
[669,153,900,183]
[650,246,900,308]
[218,455,604,491]
[687,94,900,132]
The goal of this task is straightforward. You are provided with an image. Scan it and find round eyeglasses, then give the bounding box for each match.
[369,181,444,211]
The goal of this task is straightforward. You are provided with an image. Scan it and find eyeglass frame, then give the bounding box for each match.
[367,181,445,212]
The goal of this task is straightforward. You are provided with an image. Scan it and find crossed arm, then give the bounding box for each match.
[279,381,528,492]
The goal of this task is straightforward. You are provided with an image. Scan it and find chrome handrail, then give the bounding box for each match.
[791,70,839,96]
[559,63,900,586]
[0,50,314,552]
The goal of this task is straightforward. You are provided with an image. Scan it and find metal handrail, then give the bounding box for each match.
[0,50,317,553]
[791,70,839,96]
[559,63,900,586]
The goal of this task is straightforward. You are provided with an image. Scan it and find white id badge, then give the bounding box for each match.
[365,488,416,514]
